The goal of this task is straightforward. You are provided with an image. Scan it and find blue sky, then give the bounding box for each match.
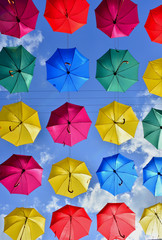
[0,0,162,239]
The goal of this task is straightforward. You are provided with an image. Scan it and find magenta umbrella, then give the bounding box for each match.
[0,154,43,195]
[46,102,92,146]
[95,0,139,38]
[0,0,39,38]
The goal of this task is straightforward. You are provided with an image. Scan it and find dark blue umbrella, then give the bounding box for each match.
[46,48,89,92]
[143,157,162,196]
[96,154,137,196]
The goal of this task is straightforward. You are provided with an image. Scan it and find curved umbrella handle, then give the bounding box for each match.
[114,118,125,125]
[9,121,22,132]
[65,62,71,66]
[8,0,14,5]
[67,127,71,134]
[9,70,14,77]
[68,173,74,193]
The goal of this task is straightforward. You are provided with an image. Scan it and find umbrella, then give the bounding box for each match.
[97,202,135,240]
[142,108,162,149]
[96,49,139,92]
[44,0,89,34]
[50,204,92,240]
[145,5,162,44]
[143,58,162,97]
[143,157,162,196]
[0,101,41,146]
[0,0,39,38]
[0,45,36,93]
[4,207,46,240]
[95,101,139,145]
[96,154,137,196]
[46,48,89,92]
[95,0,139,38]
[0,154,43,195]
[46,102,92,146]
[139,203,162,239]
[48,157,92,198]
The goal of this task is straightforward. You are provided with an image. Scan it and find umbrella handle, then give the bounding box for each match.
[67,127,71,134]
[9,70,14,77]
[9,121,22,132]
[68,173,74,193]
[113,215,125,239]
[8,0,14,5]
[114,118,125,124]
[65,62,71,66]
[20,217,27,240]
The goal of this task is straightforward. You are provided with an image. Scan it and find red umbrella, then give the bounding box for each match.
[0,154,43,195]
[0,0,39,38]
[50,205,92,240]
[145,5,162,44]
[97,203,135,240]
[95,0,139,38]
[44,0,90,34]
[46,102,92,146]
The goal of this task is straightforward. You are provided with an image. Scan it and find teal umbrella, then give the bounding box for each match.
[96,49,139,92]
[0,45,36,93]
[142,108,162,149]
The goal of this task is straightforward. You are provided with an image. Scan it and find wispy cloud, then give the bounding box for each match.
[44,196,61,213]
[40,151,53,166]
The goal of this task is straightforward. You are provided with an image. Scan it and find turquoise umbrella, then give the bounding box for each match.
[0,45,36,93]
[142,108,162,149]
[96,49,139,92]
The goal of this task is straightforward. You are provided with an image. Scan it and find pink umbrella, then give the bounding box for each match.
[0,0,39,38]
[95,0,139,38]
[0,154,43,195]
[46,102,92,146]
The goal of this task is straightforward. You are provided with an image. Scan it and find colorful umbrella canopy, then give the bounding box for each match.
[44,0,89,34]
[46,48,89,92]
[50,205,92,240]
[143,157,162,196]
[142,108,162,149]
[48,157,92,198]
[95,101,139,145]
[0,154,43,195]
[95,0,139,38]
[145,5,162,44]
[96,49,139,92]
[0,0,39,38]
[97,154,137,196]
[0,101,41,146]
[139,203,162,239]
[0,45,36,93]
[143,58,162,97]
[97,203,135,240]
[46,102,92,146]
[4,207,46,240]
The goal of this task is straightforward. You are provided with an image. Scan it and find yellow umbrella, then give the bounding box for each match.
[139,203,162,239]
[95,101,139,145]
[143,58,162,97]
[0,101,41,146]
[4,208,46,240]
[48,157,92,198]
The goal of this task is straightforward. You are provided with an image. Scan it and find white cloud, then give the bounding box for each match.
[0,214,11,240]
[0,31,44,53]
[39,57,46,66]
[137,89,150,97]
[0,205,9,211]
[44,196,61,213]
[39,151,53,166]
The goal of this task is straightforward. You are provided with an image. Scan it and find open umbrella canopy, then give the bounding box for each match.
[46,48,89,92]
[97,202,135,240]
[0,45,36,93]
[0,154,43,195]
[44,0,89,34]
[143,157,162,196]
[97,154,137,196]
[142,108,162,149]
[139,203,162,239]
[48,157,92,198]
[0,101,41,146]
[95,101,139,145]
[145,5,162,44]
[50,205,92,240]
[4,207,46,240]
[96,49,139,92]
[0,0,39,38]
[143,58,162,97]
[46,102,92,146]
[95,0,139,38]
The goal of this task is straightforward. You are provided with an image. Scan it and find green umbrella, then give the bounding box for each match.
[142,108,162,149]
[96,49,139,92]
[0,45,36,93]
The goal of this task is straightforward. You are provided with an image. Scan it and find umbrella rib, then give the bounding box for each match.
[97,60,113,73]
[3,48,19,70]
[149,62,162,79]
[19,0,29,18]
[46,61,66,72]
[149,11,162,28]
[117,5,137,22]
[68,0,77,15]
[72,217,89,235]
[10,72,21,93]
[117,63,139,74]
[21,58,36,72]
[70,5,89,18]
[69,74,78,91]
[47,0,65,15]
[70,59,89,72]
[115,215,135,229]
[0,3,16,17]
[21,11,39,21]
[104,0,113,21]
[143,174,158,185]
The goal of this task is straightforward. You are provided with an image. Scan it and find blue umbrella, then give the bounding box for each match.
[96,154,138,196]
[143,157,162,196]
[46,48,89,92]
